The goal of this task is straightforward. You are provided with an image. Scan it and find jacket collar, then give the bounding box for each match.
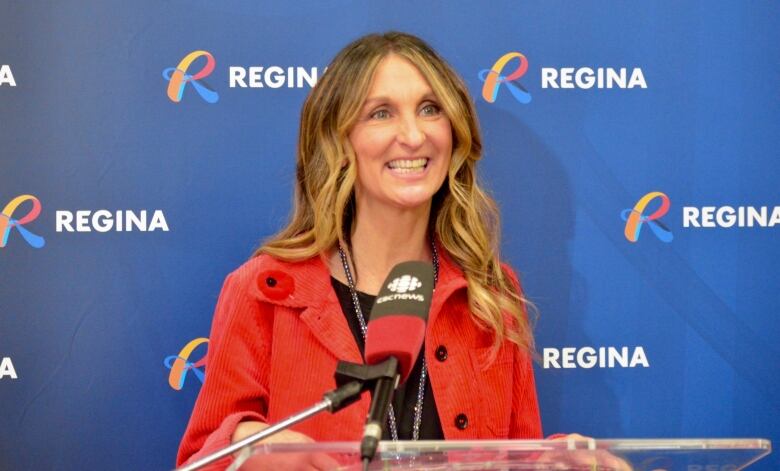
[249,243,468,362]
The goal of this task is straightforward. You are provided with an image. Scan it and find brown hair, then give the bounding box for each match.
[256,32,533,354]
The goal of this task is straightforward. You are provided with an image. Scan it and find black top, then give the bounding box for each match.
[330,277,444,440]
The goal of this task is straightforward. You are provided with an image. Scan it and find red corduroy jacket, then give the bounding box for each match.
[177,249,542,469]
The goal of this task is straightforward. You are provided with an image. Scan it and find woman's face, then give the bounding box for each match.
[348,53,452,214]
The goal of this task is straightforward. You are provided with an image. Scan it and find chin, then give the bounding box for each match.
[389,193,437,210]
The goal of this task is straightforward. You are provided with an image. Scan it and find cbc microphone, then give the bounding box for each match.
[360,261,434,466]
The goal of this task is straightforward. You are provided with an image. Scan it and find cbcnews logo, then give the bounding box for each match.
[479,51,647,105]
[387,275,422,294]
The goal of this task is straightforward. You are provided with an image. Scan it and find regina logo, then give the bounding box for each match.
[164,337,208,391]
[479,52,532,104]
[387,275,422,293]
[622,191,673,243]
[163,50,219,104]
[1,195,45,249]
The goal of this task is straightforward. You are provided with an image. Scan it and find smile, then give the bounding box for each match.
[386,158,429,173]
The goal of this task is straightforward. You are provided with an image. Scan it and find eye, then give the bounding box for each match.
[369,108,390,120]
[420,102,442,117]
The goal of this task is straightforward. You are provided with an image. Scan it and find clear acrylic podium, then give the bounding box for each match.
[232,438,771,470]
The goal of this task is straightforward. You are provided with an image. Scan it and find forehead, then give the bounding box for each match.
[363,53,435,101]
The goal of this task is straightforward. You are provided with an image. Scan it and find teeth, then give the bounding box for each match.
[387,158,428,169]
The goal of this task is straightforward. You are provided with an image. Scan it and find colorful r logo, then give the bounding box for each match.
[0,195,45,248]
[165,337,208,390]
[622,191,673,243]
[163,51,219,103]
[479,52,532,104]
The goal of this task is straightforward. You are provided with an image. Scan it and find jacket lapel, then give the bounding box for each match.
[428,244,468,330]
[252,247,467,364]
[254,254,363,364]
[299,298,363,364]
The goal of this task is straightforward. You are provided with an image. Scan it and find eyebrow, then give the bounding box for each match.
[362,92,439,108]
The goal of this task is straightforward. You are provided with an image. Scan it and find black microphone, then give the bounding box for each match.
[360,261,434,467]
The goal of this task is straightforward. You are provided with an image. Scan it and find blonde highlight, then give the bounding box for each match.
[256,32,534,354]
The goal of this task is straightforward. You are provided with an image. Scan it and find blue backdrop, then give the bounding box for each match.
[1,1,777,469]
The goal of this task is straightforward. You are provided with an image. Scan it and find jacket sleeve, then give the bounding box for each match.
[176,269,273,469]
[502,263,543,439]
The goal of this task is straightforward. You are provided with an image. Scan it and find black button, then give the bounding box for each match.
[455,413,468,430]
[266,277,277,287]
[435,345,448,362]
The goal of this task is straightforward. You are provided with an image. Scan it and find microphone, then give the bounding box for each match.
[360,261,434,466]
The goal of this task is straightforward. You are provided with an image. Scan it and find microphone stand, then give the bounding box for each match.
[175,358,398,471]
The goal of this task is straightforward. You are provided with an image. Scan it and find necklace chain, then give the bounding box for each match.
[338,240,439,442]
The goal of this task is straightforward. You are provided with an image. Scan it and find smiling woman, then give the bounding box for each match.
[177,32,542,470]
[349,54,453,215]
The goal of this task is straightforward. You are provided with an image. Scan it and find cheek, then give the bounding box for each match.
[430,121,453,155]
[350,127,394,162]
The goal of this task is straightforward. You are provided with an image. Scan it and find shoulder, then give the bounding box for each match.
[499,261,524,294]
[223,252,333,308]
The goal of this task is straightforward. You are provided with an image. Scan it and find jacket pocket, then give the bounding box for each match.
[469,345,514,438]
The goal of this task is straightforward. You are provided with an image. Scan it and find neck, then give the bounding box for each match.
[332,201,433,295]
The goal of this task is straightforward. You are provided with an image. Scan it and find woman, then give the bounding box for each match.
[177,31,541,469]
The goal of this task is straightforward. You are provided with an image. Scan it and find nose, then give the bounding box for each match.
[397,114,425,148]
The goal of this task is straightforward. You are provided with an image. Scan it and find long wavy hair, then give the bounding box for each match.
[256,32,534,354]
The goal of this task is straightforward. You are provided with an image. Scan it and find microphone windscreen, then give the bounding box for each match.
[364,261,434,383]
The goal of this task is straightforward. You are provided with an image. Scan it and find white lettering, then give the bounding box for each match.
[682,207,699,227]
[297,67,318,88]
[230,66,320,89]
[539,67,646,89]
[606,68,624,88]
[559,68,575,89]
[716,206,736,227]
[575,68,595,89]
[228,66,247,88]
[542,348,560,368]
[700,206,716,227]
[52,210,170,233]
[375,293,424,304]
[249,66,263,87]
[542,346,649,369]
[681,205,780,228]
[265,66,285,88]
[628,68,648,88]
[561,347,576,368]
[93,210,113,232]
[148,210,169,231]
[608,347,629,367]
[55,211,74,232]
[126,211,146,231]
[576,347,597,368]
[540,68,558,88]
[76,210,90,232]
[0,357,17,379]
[769,207,780,226]
[0,65,16,87]
[630,346,650,367]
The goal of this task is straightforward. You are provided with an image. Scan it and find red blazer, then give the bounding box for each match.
[177,249,542,468]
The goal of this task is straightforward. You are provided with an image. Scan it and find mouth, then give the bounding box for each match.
[385,158,429,174]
